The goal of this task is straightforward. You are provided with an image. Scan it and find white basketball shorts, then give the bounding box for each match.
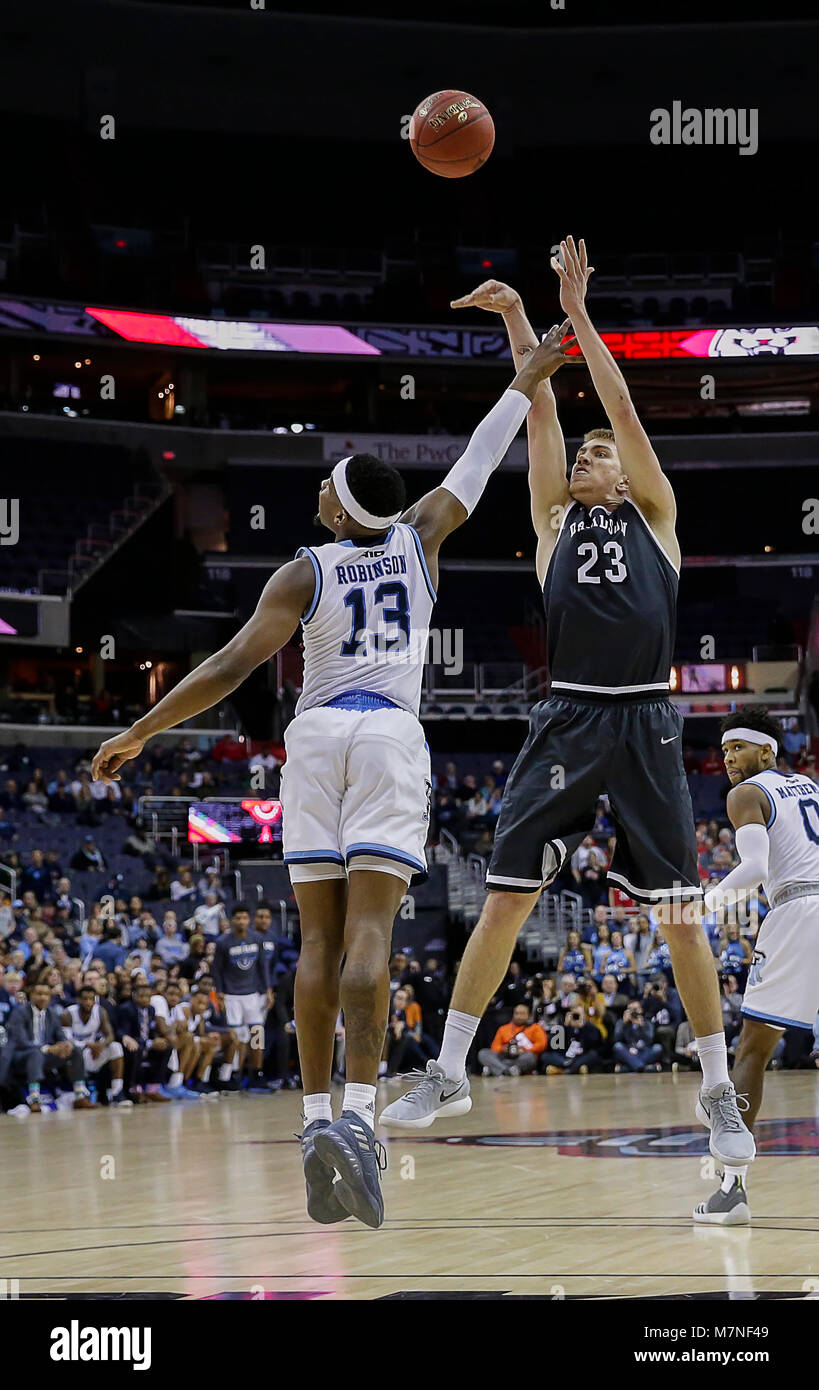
[741,895,819,1030]
[224,992,267,1043]
[83,1040,124,1074]
[281,704,431,885]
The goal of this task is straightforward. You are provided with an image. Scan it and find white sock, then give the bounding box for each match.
[218,1063,233,1081]
[303,1092,333,1129]
[377,1060,387,1077]
[202,1065,212,1083]
[109,1078,123,1097]
[696,1032,730,1089]
[170,1072,184,1088]
[437,1008,480,1082]
[722,1164,748,1192]
[342,1083,376,1131]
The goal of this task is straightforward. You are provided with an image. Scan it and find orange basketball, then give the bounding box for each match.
[409,89,495,179]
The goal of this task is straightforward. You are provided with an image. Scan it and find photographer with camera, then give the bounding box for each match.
[478,1002,547,1077]
[612,1001,664,1073]
[542,1003,603,1075]
[642,973,682,1066]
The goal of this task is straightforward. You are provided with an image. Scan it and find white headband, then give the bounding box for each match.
[331,458,402,530]
[721,728,778,756]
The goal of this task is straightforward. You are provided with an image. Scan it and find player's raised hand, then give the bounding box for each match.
[530,318,583,376]
[450,280,521,315]
[512,318,582,400]
[91,727,145,784]
[551,237,595,318]
[541,317,583,362]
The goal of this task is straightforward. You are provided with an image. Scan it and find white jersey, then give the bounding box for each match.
[66,1002,104,1047]
[747,770,819,903]
[295,522,436,717]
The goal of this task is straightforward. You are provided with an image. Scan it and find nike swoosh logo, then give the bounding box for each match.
[440,1087,461,1102]
[661,736,679,744]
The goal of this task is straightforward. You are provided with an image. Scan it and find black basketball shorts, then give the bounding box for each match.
[487,695,701,904]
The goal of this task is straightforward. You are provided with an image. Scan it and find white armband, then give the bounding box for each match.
[703,824,769,913]
[440,388,531,516]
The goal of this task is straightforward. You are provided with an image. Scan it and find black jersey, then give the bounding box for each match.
[543,499,678,697]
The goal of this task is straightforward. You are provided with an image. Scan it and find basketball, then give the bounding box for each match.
[408,89,495,178]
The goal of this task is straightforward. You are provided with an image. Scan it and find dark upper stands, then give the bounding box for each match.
[0,441,158,595]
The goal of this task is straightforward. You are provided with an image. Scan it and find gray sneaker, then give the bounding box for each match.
[693,1176,751,1226]
[695,1083,756,1166]
[378,1060,472,1129]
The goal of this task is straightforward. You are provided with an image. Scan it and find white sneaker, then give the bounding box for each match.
[378,1060,472,1130]
[695,1083,756,1166]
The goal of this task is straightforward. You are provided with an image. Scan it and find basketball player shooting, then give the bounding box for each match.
[382,237,755,1176]
[90,330,575,1229]
[693,708,819,1225]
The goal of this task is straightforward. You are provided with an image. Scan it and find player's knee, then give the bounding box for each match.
[661,916,710,953]
[344,920,392,966]
[298,931,344,966]
[340,956,384,1006]
[481,888,538,927]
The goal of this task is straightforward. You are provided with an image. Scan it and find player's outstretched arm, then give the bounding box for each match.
[552,237,677,529]
[91,558,315,784]
[702,783,770,914]
[401,330,577,567]
[449,281,578,581]
[451,278,541,373]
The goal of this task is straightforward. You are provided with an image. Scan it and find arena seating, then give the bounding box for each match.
[0,440,161,594]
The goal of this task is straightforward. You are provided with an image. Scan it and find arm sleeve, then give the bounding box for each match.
[703,824,770,913]
[439,389,531,516]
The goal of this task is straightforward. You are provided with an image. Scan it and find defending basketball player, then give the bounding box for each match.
[693,709,819,1225]
[90,330,576,1229]
[382,237,755,1173]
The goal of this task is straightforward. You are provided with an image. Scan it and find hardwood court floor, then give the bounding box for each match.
[2,1073,818,1300]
